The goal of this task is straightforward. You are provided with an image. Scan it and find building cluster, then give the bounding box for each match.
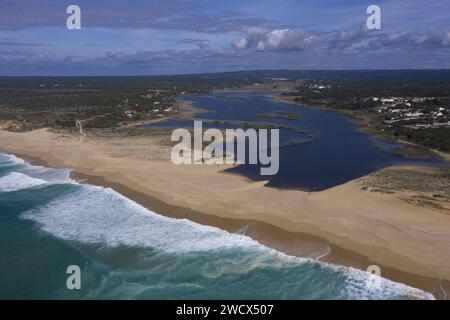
[123,92,177,120]
[305,83,332,92]
[367,97,450,129]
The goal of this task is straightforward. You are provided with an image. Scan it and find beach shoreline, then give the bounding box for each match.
[1,126,450,298]
[7,151,447,298]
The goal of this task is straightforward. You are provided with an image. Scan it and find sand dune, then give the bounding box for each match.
[1,127,450,295]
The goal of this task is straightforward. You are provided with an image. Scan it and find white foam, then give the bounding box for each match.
[19,181,434,299]
[0,153,72,183]
[340,266,434,300]
[20,165,72,183]
[0,153,26,165]
[0,172,47,192]
[21,184,260,253]
[8,150,432,300]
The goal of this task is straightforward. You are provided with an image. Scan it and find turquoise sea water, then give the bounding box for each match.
[0,153,434,299]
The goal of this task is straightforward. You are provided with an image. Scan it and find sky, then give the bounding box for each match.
[0,0,449,75]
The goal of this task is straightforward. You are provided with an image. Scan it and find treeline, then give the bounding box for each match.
[0,86,174,130]
[392,127,450,152]
[292,81,450,102]
[2,69,450,91]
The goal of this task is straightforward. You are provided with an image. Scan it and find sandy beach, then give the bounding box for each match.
[1,123,450,297]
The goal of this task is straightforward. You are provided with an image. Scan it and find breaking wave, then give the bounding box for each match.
[0,153,435,300]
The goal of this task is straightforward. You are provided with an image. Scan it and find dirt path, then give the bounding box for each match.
[75,114,110,141]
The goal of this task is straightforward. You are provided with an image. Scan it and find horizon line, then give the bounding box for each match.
[2,68,450,78]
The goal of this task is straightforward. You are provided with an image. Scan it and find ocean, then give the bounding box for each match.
[0,153,434,299]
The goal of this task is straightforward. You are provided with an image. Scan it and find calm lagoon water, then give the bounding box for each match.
[142,90,446,190]
[0,91,442,299]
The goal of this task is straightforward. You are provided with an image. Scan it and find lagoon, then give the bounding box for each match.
[142,90,446,191]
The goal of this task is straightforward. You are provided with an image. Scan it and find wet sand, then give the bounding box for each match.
[2,91,449,299]
[73,171,449,299]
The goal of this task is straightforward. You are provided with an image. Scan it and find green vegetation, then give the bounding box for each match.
[361,166,450,203]
[256,111,301,120]
[243,122,278,130]
[0,82,176,130]
[1,70,450,157]
[392,127,450,152]
[284,71,450,153]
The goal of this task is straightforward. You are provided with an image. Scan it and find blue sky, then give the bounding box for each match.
[1,0,449,75]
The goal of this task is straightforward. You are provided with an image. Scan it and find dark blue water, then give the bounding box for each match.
[142,91,446,190]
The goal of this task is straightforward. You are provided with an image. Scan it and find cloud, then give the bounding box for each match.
[0,0,271,32]
[0,0,193,30]
[176,38,210,50]
[0,38,47,47]
[326,27,370,50]
[232,27,325,52]
[2,44,450,76]
[146,14,271,33]
[232,26,450,53]
[232,38,249,50]
[368,29,450,49]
